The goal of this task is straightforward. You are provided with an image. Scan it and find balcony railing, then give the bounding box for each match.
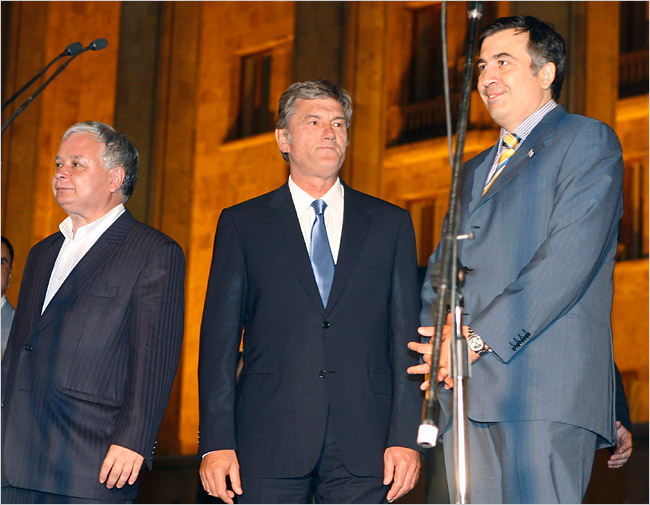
[619,49,649,98]
[394,93,461,144]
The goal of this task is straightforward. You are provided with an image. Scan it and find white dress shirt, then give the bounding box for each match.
[42,204,126,313]
[288,176,344,264]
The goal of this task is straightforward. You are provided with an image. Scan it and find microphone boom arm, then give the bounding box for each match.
[2,39,107,134]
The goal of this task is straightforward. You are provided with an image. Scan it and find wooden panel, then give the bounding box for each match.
[612,259,649,422]
[149,1,201,454]
[583,2,620,127]
[114,1,162,224]
[347,1,387,196]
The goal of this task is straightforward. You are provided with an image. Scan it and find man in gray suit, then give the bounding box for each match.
[408,16,623,503]
[1,236,15,358]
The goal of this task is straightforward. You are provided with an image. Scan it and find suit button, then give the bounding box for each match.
[319,370,327,378]
[322,321,330,329]
[24,343,33,351]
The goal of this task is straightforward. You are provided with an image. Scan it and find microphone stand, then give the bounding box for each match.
[2,39,107,134]
[2,42,83,111]
[418,2,482,503]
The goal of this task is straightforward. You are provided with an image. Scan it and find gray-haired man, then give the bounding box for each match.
[2,121,185,503]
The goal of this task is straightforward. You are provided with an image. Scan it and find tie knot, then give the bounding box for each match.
[502,133,519,149]
[312,199,327,216]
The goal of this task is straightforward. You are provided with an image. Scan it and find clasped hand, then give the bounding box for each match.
[407,314,480,390]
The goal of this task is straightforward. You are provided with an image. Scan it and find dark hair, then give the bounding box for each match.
[479,15,566,100]
[276,80,352,162]
[1,236,14,266]
[62,121,139,201]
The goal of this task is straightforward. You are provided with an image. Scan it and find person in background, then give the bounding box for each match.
[1,236,15,358]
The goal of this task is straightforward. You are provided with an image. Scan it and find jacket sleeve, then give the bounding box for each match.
[386,210,424,450]
[110,239,186,468]
[198,209,247,456]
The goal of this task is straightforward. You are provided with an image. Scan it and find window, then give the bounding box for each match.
[618,2,648,98]
[394,2,497,144]
[235,51,273,138]
[410,4,444,104]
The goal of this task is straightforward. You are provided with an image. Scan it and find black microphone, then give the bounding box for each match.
[65,42,84,56]
[2,41,83,110]
[87,38,108,51]
[2,38,109,134]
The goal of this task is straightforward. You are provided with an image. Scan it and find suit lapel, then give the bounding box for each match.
[270,182,373,314]
[467,146,497,215]
[269,184,326,312]
[476,105,567,207]
[28,234,64,333]
[325,184,371,315]
[33,210,135,336]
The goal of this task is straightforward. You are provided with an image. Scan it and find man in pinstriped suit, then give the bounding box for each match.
[1,122,185,503]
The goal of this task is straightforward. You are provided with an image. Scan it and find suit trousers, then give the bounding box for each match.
[442,419,597,504]
[237,412,389,504]
[1,486,132,504]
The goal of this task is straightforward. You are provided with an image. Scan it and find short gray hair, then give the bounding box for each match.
[62,121,139,201]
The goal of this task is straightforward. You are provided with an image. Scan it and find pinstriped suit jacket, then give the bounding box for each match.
[1,209,185,501]
[421,105,623,447]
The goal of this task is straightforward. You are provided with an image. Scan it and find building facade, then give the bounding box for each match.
[2,1,648,454]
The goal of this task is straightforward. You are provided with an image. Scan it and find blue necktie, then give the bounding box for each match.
[309,199,335,307]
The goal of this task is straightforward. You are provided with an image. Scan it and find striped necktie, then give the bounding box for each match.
[483,133,520,196]
[309,199,335,307]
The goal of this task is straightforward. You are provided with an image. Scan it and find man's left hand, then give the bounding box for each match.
[608,421,633,469]
[407,314,479,390]
[99,444,145,489]
[383,446,421,502]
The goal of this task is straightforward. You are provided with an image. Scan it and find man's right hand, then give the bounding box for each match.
[199,449,242,504]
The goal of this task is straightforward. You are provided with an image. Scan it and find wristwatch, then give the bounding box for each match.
[467,328,490,355]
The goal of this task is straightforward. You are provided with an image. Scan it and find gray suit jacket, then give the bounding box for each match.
[1,299,14,358]
[421,105,623,447]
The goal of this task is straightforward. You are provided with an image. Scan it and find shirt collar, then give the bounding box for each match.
[288,176,344,217]
[59,203,126,241]
[501,99,557,143]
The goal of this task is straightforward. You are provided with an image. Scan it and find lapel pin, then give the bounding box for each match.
[528,149,534,158]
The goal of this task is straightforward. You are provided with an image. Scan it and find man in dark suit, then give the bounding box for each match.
[1,121,185,503]
[198,80,422,503]
[408,16,624,503]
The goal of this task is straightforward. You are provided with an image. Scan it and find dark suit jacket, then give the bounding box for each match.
[1,209,185,501]
[199,181,422,478]
[422,105,623,447]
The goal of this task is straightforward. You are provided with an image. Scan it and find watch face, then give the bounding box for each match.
[468,336,484,352]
